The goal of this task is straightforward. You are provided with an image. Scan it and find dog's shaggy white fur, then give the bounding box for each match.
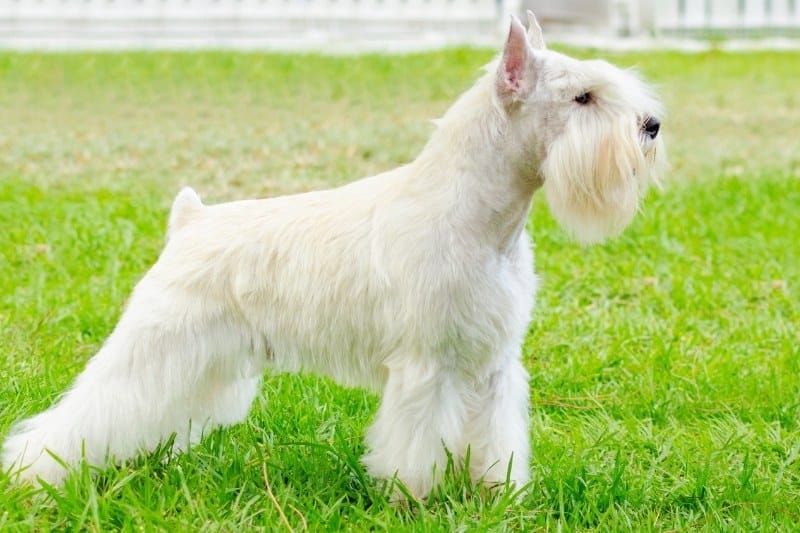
[2,13,664,498]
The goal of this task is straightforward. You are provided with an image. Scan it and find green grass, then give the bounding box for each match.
[1,49,799,530]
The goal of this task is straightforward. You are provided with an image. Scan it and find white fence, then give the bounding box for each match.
[0,0,799,50]
[0,0,512,50]
[526,0,800,37]
[655,0,800,35]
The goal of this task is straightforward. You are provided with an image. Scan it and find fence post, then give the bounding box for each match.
[499,0,521,34]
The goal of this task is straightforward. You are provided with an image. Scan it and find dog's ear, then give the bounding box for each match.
[526,10,546,50]
[496,15,535,103]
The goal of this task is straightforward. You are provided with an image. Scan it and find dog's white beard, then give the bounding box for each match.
[542,115,654,244]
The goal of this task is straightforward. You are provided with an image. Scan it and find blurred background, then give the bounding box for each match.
[1,0,798,199]
[1,0,800,51]
[1,1,798,529]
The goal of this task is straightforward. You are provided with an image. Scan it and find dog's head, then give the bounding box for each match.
[495,13,666,243]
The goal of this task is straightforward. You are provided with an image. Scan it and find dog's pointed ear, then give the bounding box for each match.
[497,15,535,102]
[526,10,546,50]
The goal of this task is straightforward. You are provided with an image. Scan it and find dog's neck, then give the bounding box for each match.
[412,73,540,254]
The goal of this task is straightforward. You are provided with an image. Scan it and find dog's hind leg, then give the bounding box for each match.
[361,358,472,500]
[182,351,266,444]
[463,355,530,492]
[1,275,255,485]
[191,376,262,431]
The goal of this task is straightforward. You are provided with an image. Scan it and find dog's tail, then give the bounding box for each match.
[168,187,204,238]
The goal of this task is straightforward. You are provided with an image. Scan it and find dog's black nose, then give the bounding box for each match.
[643,116,660,139]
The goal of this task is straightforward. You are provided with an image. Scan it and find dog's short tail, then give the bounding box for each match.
[168,187,204,238]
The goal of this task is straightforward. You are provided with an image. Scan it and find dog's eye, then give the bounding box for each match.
[574,92,592,105]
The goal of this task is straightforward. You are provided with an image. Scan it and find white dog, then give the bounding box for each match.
[3,13,664,499]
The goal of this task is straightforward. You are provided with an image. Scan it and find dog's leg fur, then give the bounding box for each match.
[3,270,264,483]
[464,356,530,490]
[362,358,473,499]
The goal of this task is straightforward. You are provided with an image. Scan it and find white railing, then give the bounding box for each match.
[1,1,799,50]
[522,0,800,38]
[655,0,800,35]
[0,0,513,50]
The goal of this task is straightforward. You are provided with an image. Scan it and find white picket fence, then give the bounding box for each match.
[655,0,800,35]
[0,0,513,50]
[0,0,799,50]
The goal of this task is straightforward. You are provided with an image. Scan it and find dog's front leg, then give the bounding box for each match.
[463,356,531,493]
[361,358,471,501]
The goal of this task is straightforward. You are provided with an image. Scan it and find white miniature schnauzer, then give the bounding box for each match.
[3,13,664,499]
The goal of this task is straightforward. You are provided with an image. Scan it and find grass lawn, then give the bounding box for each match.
[1,48,799,530]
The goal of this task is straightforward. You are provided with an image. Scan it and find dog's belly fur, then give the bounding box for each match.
[151,170,536,392]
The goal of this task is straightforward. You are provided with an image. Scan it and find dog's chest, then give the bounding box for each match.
[383,234,536,369]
